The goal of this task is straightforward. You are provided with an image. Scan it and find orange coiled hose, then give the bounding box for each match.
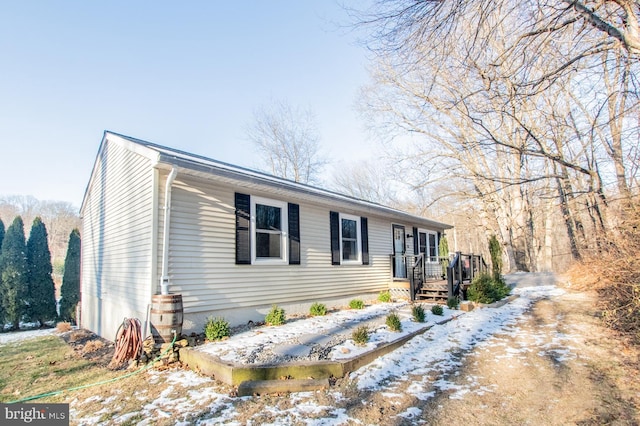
[111,318,143,366]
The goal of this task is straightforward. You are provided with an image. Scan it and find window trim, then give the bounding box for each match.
[339,212,362,264]
[250,196,288,265]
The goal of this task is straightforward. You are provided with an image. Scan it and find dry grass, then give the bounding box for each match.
[567,202,640,344]
[56,322,72,333]
[0,335,121,403]
[68,329,93,343]
[82,340,105,355]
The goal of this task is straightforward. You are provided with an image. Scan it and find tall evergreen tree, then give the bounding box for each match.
[0,218,5,324]
[0,217,29,329]
[59,228,80,322]
[0,219,5,250]
[26,217,57,325]
[489,235,503,279]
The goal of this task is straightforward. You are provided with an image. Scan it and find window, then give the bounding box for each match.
[251,197,288,263]
[330,211,369,265]
[341,215,360,262]
[235,193,299,265]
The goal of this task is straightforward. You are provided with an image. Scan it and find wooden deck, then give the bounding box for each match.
[416,280,449,303]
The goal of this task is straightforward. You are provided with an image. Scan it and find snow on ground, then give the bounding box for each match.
[195,301,460,364]
[74,281,570,425]
[2,279,569,425]
[0,327,58,344]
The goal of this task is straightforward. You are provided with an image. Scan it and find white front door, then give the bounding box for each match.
[393,225,406,278]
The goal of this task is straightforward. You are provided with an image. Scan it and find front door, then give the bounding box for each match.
[393,225,406,278]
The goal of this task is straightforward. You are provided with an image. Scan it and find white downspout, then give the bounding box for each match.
[160,167,178,295]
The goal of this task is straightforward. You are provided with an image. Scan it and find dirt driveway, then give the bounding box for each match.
[327,282,640,425]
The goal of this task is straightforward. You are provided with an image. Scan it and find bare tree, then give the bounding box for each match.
[0,196,80,281]
[246,100,328,185]
[353,0,639,270]
[330,159,400,206]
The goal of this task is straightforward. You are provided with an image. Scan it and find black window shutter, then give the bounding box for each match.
[330,211,340,265]
[288,203,300,265]
[235,193,251,264]
[413,226,419,255]
[361,217,369,265]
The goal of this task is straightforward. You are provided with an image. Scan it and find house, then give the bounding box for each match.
[80,131,452,341]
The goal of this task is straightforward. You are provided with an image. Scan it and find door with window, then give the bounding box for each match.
[418,230,438,262]
[392,225,406,278]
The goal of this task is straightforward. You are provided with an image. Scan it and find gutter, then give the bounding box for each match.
[160,167,178,295]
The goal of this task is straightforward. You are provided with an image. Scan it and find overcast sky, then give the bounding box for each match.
[0,1,375,208]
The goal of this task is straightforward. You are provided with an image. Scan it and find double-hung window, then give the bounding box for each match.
[235,193,300,265]
[340,213,361,263]
[330,211,369,265]
[251,197,288,264]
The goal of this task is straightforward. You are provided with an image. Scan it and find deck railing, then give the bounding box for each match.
[446,252,488,299]
[391,254,450,300]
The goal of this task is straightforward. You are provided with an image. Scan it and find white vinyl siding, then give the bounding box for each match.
[81,139,154,340]
[161,175,391,314]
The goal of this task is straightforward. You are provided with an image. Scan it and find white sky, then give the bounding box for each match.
[0,1,375,208]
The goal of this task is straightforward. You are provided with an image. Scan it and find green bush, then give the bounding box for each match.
[265,304,286,326]
[349,299,365,309]
[412,304,425,322]
[352,325,369,345]
[386,312,402,332]
[309,302,327,316]
[431,304,444,316]
[447,297,460,310]
[204,316,230,341]
[467,273,511,304]
[377,290,391,303]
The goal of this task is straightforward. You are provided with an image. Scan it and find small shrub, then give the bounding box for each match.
[412,304,425,322]
[309,302,327,316]
[467,273,511,304]
[386,312,402,332]
[352,325,369,345]
[265,305,286,326]
[378,290,391,303]
[56,321,72,333]
[349,299,365,310]
[204,316,230,341]
[447,297,460,310]
[431,305,444,316]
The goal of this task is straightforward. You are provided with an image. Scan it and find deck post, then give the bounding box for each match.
[447,265,454,298]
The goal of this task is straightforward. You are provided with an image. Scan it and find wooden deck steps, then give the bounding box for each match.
[416,280,449,303]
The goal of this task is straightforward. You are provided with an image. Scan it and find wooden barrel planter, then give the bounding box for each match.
[150,294,183,344]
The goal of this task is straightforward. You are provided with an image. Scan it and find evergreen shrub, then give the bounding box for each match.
[265,304,286,326]
[349,299,365,309]
[412,304,425,322]
[352,325,369,345]
[467,273,511,304]
[378,290,391,303]
[309,302,327,316]
[447,297,459,309]
[204,316,230,341]
[386,312,402,332]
